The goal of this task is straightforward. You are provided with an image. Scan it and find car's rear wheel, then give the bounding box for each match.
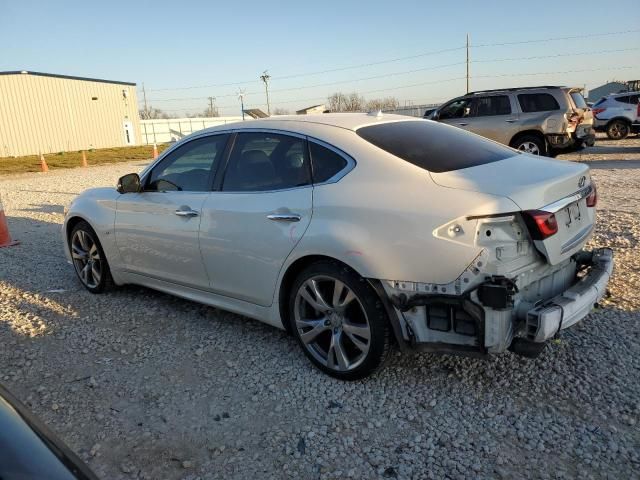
[511,135,546,156]
[289,261,391,380]
[69,221,113,293]
[606,120,630,140]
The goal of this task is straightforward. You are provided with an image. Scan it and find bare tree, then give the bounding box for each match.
[327,92,398,112]
[366,97,400,111]
[202,106,220,117]
[273,107,290,115]
[139,107,171,119]
[327,92,366,112]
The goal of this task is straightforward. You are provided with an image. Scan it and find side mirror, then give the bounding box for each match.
[117,173,141,194]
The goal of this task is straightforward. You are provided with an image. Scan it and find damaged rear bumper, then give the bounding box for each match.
[375,247,613,357]
[522,248,613,342]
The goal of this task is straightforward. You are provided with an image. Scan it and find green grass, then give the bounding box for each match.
[0,144,171,175]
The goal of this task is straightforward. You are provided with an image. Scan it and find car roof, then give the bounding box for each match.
[610,91,640,97]
[198,113,419,134]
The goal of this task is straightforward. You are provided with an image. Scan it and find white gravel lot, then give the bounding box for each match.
[1,135,639,480]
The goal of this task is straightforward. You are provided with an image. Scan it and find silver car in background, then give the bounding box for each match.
[428,86,595,156]
[592,91,640,139]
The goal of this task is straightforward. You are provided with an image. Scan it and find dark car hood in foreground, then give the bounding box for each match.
[0,384,98,480]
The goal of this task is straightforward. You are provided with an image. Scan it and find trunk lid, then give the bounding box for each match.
[431,154,594,265]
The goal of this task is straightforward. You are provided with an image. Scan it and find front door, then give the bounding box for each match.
[199,131,313,306]
[114,134,229,289]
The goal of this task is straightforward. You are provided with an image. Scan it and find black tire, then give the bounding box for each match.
[606,119,630,140]
[288,260,391,380]
[510,134,547,156]
[69,221,114,293]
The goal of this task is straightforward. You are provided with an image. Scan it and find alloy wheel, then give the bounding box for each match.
[71,230,102,288]
[517,141,540,155]
[608,122,628,140]
[294,275,371,372]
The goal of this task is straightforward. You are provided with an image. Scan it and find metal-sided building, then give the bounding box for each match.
[0,71,141,157]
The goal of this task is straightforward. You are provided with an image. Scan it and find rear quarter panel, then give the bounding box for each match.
[284,128,520,285]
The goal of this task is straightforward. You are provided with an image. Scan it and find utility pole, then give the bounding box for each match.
[260,70,271,116]
[238,90,246,121]
[207,96,217,117]
[142,82,149,118]
[466,34,470,94]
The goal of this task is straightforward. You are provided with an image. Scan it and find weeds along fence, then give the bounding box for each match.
[140,116,247,144]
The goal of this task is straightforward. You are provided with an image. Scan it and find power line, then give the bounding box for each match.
[141,47,639,104]
[152,65,636,113]
[139,28,640,93]
[473,28,640,48]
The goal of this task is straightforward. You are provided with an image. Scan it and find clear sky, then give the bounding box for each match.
[1,0,639,116]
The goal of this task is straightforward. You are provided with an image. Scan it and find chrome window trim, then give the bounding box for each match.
[539,185,593,213]
[306,137,356,185]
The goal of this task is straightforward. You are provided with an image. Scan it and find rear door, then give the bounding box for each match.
[199,131,313,306]
[114,134,229,289]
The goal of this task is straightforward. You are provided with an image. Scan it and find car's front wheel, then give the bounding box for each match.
[69,221,113,293]
[289,260,391,380]
[606,119,630,140]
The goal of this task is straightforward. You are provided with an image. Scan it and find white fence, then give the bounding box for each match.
[140,116,247,144]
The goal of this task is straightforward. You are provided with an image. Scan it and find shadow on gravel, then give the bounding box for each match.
[20,204,65,214]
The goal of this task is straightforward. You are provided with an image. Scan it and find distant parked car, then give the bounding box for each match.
[64,114,612,379]
[0,383,98,480]
[426,86,595,156]
[592,91,640,140]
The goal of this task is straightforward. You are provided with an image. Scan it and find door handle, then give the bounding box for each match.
[175,209,199,217]
[505,119,517,123]
[267,213,301,222]
[457,122,468,126]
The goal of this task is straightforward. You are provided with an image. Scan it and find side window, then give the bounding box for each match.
[518,93,560,113]
[629,95,640,104]
[614,95,630,104]
[147,134,228,192]
[472,96,511,117]
[222,132,311,192]
[308,142,348,183]
[438,98,472,119]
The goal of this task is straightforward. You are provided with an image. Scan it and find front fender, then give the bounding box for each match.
[62,188,122,283]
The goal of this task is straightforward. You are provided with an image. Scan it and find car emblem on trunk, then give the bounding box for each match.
[578,176,586,188]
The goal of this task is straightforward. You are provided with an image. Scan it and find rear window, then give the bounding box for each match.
[518,93,560,112]
[357,120,515,173]
[593,97,606,107]
[570,91,588,109]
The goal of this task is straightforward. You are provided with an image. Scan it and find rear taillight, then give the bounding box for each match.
[586,183,597,208]
[567,112,580,125]
[592,107,606,118]
[523,210,559,240]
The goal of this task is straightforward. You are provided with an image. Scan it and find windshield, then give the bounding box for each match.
[357,120,515,173]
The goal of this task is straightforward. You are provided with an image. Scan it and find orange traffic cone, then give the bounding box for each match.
[152,143,159,159]
[0,194,19,248]
[81,150,88,167]
[40,153,49,172]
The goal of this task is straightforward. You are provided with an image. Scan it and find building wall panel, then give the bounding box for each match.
[0,72,142,157]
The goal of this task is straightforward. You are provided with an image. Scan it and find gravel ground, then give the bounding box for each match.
[1,134,639,480]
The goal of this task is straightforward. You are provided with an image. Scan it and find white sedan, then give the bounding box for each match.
[63,113,613,379]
